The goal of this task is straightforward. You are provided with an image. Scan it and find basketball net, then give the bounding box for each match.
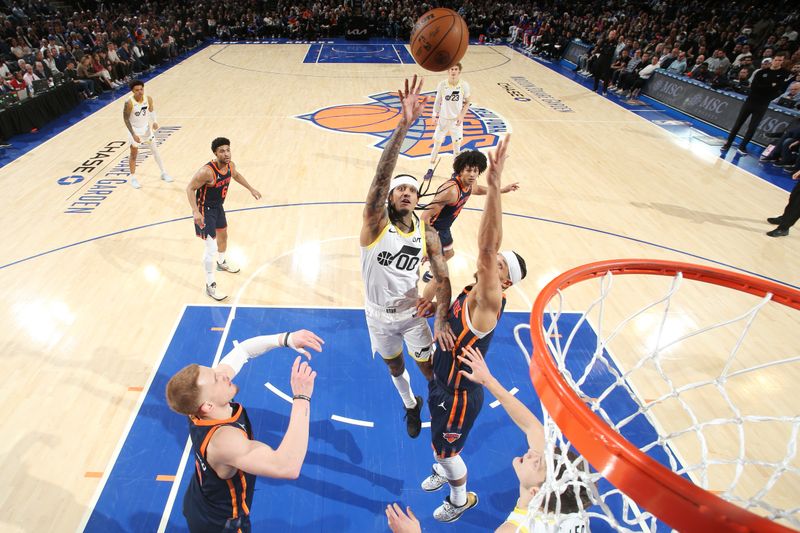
[515,260,800,532]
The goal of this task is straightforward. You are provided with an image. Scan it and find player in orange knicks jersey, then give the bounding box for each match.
[187,137,262,301]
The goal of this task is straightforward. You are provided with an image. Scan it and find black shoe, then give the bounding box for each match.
[404,395,423,438]
[767,228,789,237]
[736,146,748,155]
[720,144,731,152]
[767,217,785,225]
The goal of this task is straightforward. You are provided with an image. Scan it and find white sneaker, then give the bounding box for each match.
[130,176,141,189]
[206,282,227,301]
[216,260,240,273]
[433,492,478,523]
[161,172,173,183]
[421,466,448,492]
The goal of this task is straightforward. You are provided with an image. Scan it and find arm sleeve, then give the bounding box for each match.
[216,333,286,375]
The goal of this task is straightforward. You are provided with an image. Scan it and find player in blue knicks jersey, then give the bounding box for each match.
[166,329,324,533]
[360,75,455,439]
[187,137,262,301]
[420,135,529,523]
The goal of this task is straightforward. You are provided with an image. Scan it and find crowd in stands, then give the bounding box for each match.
[506,1,798,107]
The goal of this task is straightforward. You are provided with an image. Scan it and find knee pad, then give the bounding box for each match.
[436,454,467,480]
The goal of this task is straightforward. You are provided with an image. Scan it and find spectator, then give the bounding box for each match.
[22,63,39,87]
[708,66,732,90]
[628,56,661,99]
[774,81,800,108]
[667,51,688,75]
[730,68,752,95]
[705,49,731,74]
[8,70,27,91]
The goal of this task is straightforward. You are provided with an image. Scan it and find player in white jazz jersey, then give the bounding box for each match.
[424,62,471,181]
[123,79,172,189]
[361,76,455,439]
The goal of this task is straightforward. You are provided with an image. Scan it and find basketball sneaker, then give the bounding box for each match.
[161,172,174,183]
[421,465,448,492]
[217,260,240,273]
[130,176,141,189]
[433,492,478,522]
[404,395,423,438]
[206,282,227,301]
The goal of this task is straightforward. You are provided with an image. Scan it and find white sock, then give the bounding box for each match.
[453,140,462,157]
[450,483,467,507]
[391,369,416,408]
[218,251,226,264]
[151,142,167,173]
[204,237,217,285]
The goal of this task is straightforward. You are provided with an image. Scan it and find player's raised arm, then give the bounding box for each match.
[187,165,213,228]
[210,356,316,479]
[424,224,454,350]
[471,135,510,330]
[361,76,427,246]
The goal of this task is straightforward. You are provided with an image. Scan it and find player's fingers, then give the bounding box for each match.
[407,506,417,520]
[310,332,325,344]
[298,348,311,360]
[291,355,300,373]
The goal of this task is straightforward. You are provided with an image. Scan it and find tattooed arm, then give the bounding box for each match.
[123,100,139,143]
[360,75,427,247]
[425,222,454,350]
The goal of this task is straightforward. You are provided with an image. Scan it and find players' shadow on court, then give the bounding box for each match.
[250,406,404,495]
[629,201,767,231]
[250,514,351,532]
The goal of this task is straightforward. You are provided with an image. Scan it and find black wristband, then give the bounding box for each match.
[292,394,311,402]
[282,332,291,348]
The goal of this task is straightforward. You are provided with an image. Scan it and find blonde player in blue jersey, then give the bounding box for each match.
[123,79,172,189]
[360,75,455,439]
[424,63,471,181]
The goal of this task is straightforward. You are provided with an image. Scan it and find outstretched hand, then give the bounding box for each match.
[398,75,427,125]
[434,320,455,351]
[486,134,511,188]
[289,356,316,398]
[288,329,325,359]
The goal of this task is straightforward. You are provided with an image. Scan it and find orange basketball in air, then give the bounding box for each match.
[313,105,402,133]
[410,8,469,72]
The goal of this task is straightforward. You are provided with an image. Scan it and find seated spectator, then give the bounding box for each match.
[705,49,732,74]
[708,66,732,90]
[7,70,27,91]
[730,68,751,95]
[692,63,711,83]
[761,119,800,166]
[774,82,800,108]
[628,56,660,99]
[667,51,688,75]
[42,49,59,75]
[660,47,679,69]
[609,49,631,81]
[0,62,10,79]
[22,63,39,87]
[729,56,755,80]
[733,44,753,67]
[64,59,96,99]
[611,49,641,89]
[32,61,48,83]
[688,55,706,77]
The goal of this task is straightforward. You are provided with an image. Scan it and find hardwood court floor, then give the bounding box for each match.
[0,43,797,531]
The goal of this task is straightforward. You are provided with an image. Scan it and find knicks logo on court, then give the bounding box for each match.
[442,432,462,444]
[297,91,510,158]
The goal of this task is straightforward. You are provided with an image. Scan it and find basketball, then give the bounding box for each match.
[410,8,469,72]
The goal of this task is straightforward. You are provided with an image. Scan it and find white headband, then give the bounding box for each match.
[389,175,419,193]
[500,251,523,285]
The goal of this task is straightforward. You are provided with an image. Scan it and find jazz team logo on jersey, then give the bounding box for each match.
[297,91,509,158]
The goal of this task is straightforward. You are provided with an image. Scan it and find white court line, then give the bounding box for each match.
[490,387,519,408]
[331,414,375,427]
[156,235,358,530]
[157,303,238,532]
[391,44,403,64]
[315,43,323,63]
[422,421,431,428]
[265,382,293,403]
[75,305,188,533]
